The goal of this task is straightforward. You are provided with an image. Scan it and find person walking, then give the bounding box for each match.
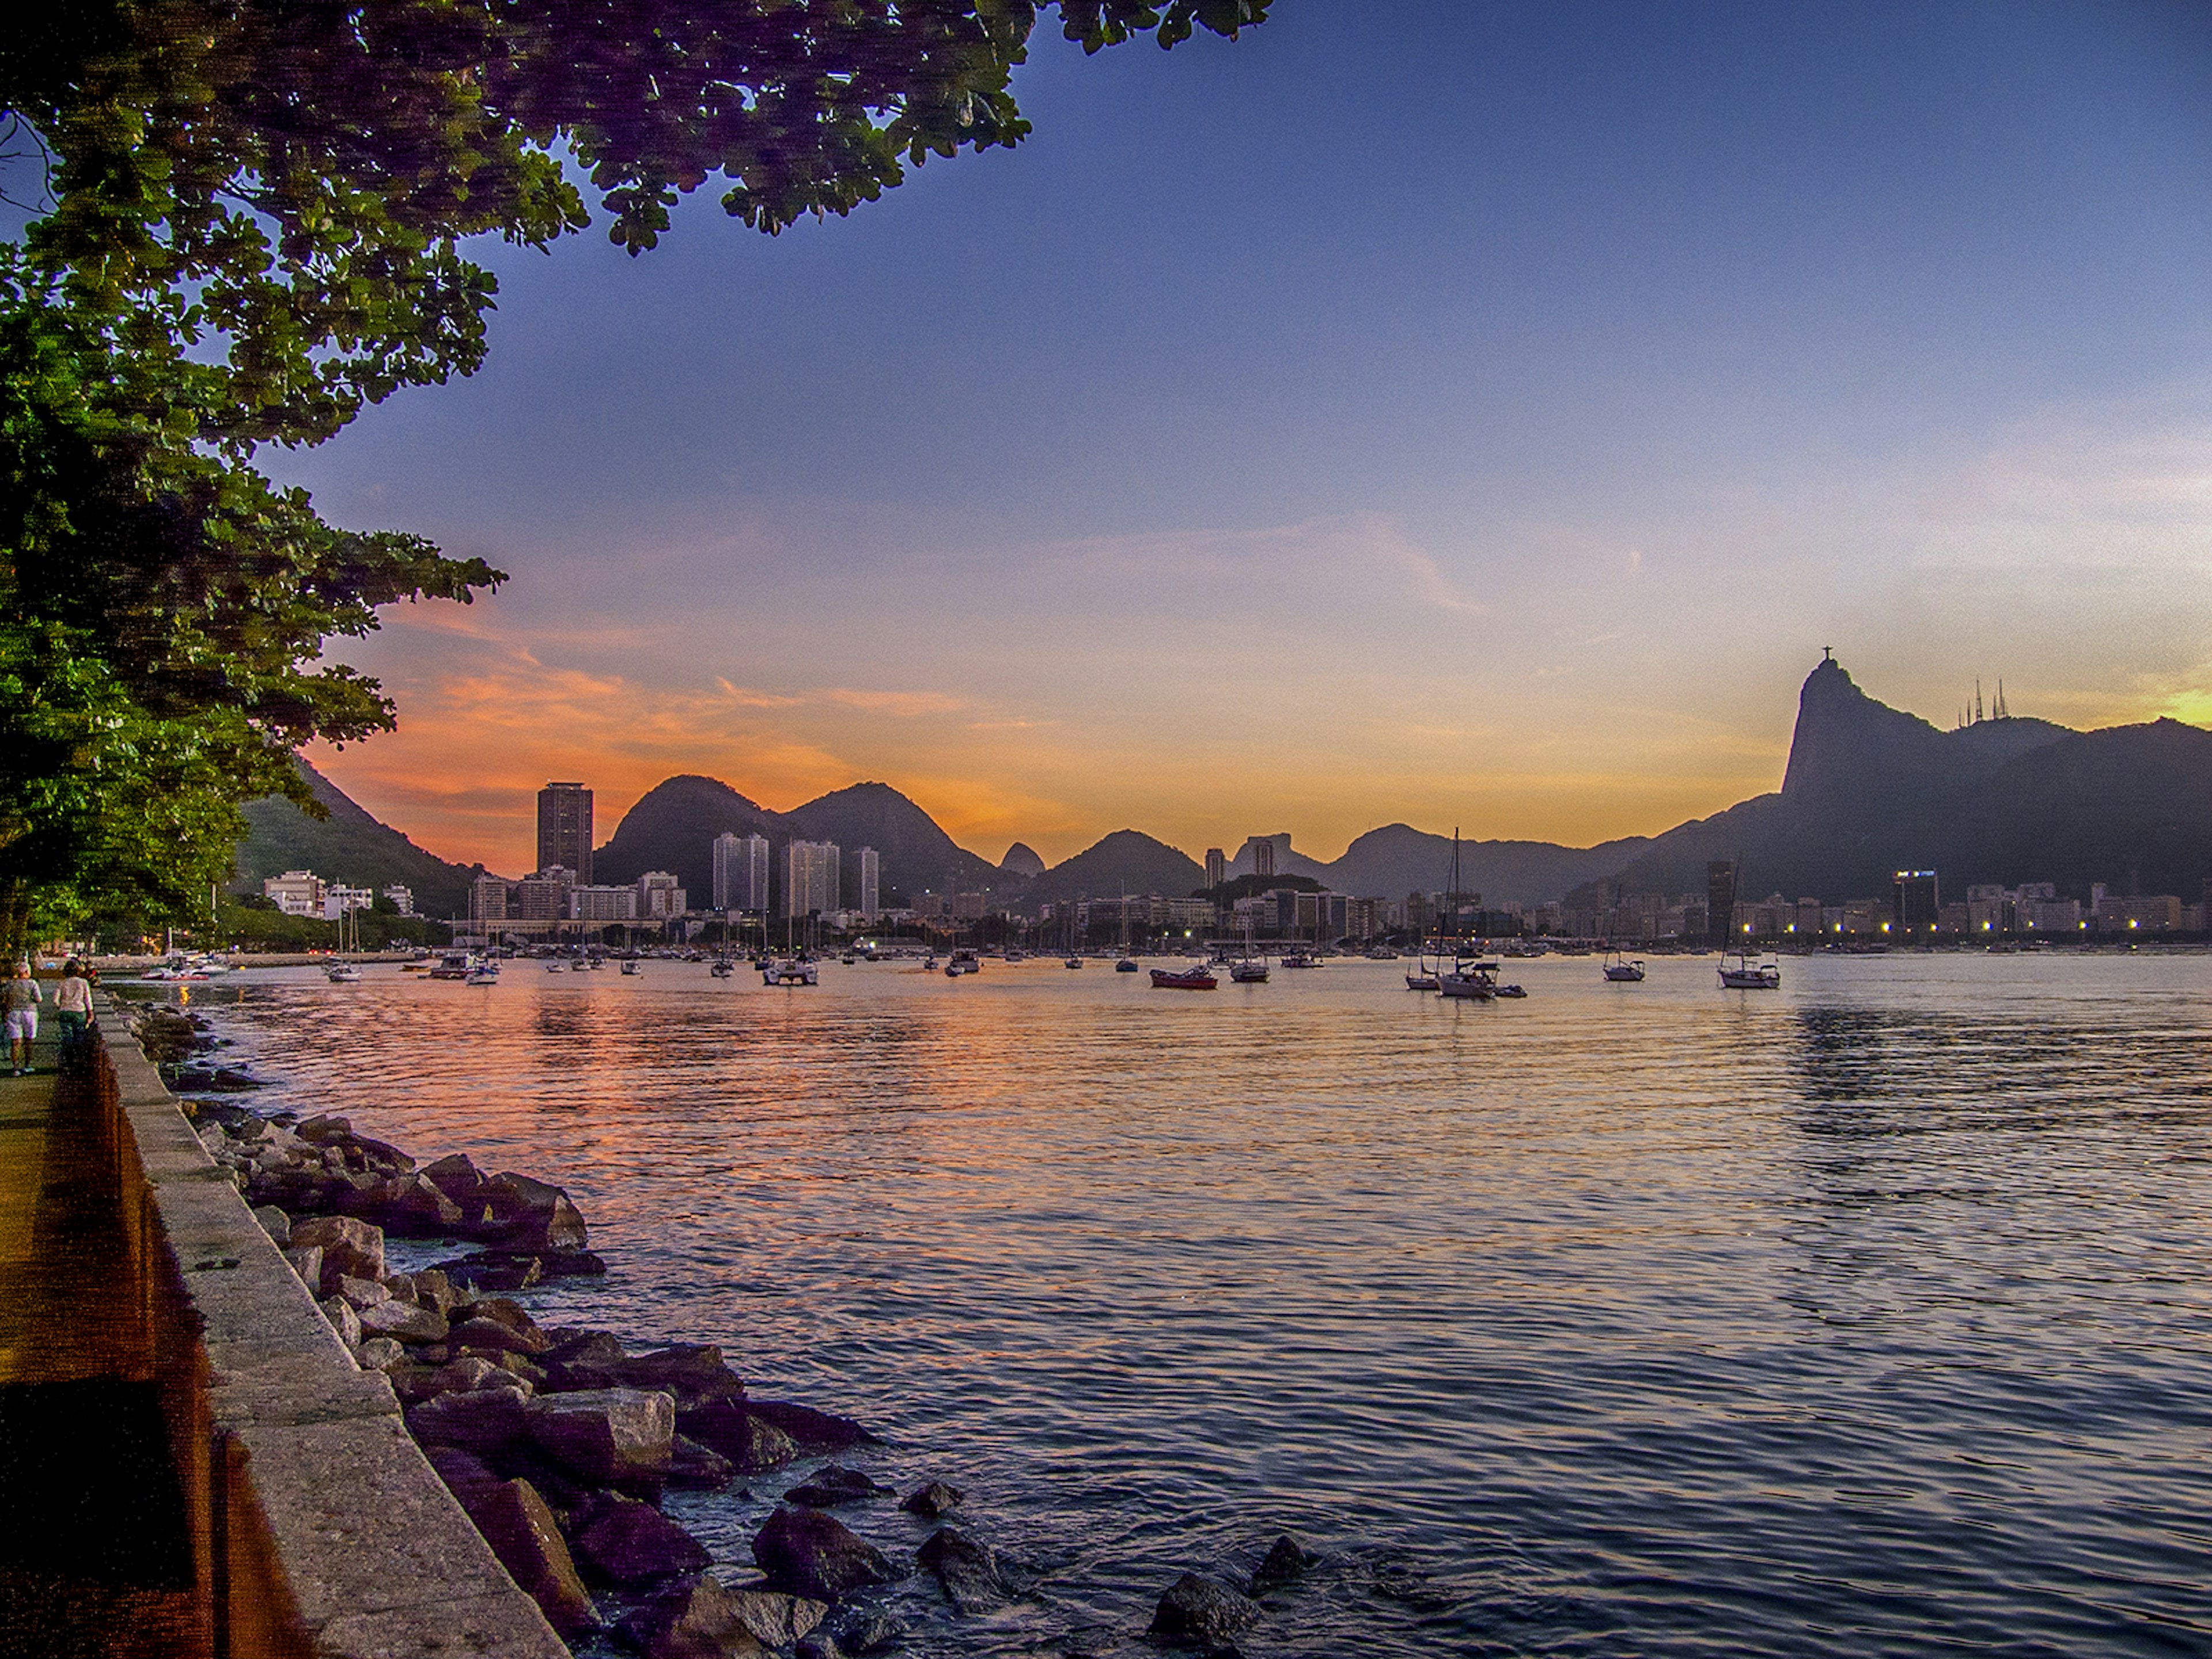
[5,961,43,1075]
[53,960,93,1076]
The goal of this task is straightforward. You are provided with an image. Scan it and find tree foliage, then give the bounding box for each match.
[0,1,1270,949]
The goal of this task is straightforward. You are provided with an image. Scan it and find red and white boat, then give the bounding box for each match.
[1150,964,1218,990]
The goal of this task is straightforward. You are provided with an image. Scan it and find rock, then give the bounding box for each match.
[462,1296,541,1336]
[474,1171,590,1252]
[290,1214,385,1284]
[525,1388,674,1485]
[568,1491,711,1588]
[899,1480,962,1519]
[668,1435,738,1491]
[355,1337,406,1372]
[783,1465,887,1508]
[1148,1574,1259,1649]
[422,1151,485,1202]
[382,1272,415,1302]
[348,1132,415,1173]
[424,1444,498,1495]
[543,1330,628,1391]
[252,1206,291,1246]
[461,1478,601,1637]
[450,1316,552,1357]
[400,1357,532,1406]
[320,1296,361,1350]
[615,1574,770,1659]
[536,1248,608,1278]
[282,1244,324,1289]
[745,1400,875,1450]
[1246,1533,1314,1597]
[411,1268,457,1315]
[751,1506,901,1603]
[405,1387,529,1457]
[724,1586,827,1647]
[916,1525,1012,1613]
[679,1400,797,1472]
[297,1113,353,1143]
[432,1252,543,1293]
[813,1603,902,1657]
[616,1344,744,1407]
[356,1298,449,1344]
[335,1274,390,1311]
[346,1171,464,1234]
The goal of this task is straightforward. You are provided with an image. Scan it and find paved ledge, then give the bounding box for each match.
[104,1001,569,1659]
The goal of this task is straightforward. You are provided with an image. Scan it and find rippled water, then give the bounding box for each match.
[161,953,2212,1656]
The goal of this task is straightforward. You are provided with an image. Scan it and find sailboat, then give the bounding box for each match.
[1429,827,1502,1000]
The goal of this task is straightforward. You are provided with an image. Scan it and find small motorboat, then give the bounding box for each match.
[325,964,361,984]
[764,957,819,986]
[570,958,590,972]
[1279,951,1320,969]
[1065,956,1084,969]
[1603,952,1646,983]
[923,955,939,971]
[709,957,736,979]
[1150,964,1218,990]
[1718,952,1781,990]
[546,960,565,973]
[945,950,980,978]
[464,965,499,986]
[1493,982,1527,998]
[1115,958,1139,972]
[620,959,639,976]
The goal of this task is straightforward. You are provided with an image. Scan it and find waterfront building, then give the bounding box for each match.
[1892,870,1940,934]
[262,870,325,917]
[952,891,991,921]
[517,866,576,922]
[537,782,594,885]
[786,840,840,918]
[636,871,686,918]
[857,847,881,921]
[712,831,771,914]
[380,885,415,917]
[1706,861,1737,946]
[469,874,512,924]
[570,884,639,922]
[1204,847,1226,889]
[321,885,374,921]
[2095,893,2183,933]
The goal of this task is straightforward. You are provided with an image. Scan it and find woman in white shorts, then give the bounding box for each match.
[4,961,42,1075]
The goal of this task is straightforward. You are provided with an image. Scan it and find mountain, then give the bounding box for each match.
[1224,824,1647,906]
[1603,657,2211,902]
[233,760,484,916]
[783,782,1005,900]
[1024,831,1207,907]
[999,842,1047,880]
[594,775,791,900]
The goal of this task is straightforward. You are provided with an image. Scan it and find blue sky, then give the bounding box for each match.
[262,0,2212,870]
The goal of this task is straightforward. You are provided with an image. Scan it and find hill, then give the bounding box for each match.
[783,782,1006,901]
[1024,831,1207,907]
[593,775,791,901]
[1603,658,2212,902]
[232,761,484,917]
[1224,824,1648,906]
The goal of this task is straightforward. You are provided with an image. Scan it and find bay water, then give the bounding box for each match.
[170,953,2212,1655]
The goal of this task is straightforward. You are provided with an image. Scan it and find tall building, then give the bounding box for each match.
[1252,838,1276,878]
[713,832,771,912]
[1892,870,1940,933]
[786,840,840,918]
[1706,860,1737,947]
[537,782,593,884]
[263,870,325,916]
[1204,848,1226,889]
[517,866,575,921]
[636,871,687,918]
[857,847,881,921]
[469,873,511,923]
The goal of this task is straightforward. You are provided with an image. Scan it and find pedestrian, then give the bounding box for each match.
[5,960,43,1075]
[53,959,93,1076]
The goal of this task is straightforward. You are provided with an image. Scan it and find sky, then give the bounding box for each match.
[259,0,2212,874]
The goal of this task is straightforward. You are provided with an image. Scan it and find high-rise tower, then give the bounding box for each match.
[537,782,593,882]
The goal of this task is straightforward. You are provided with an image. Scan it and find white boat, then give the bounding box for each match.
[546,960,565,973]
[325,964,362,984]
[1229,957,1269,983]
[620,959,639,976]
[464,965,499,986]
[1404,967,1439,991]
[945,949,980,978]
[1602,952,1646,983]
[1279,950,1320,969]
[1718,951,1781,990]
[709,957,736,979]
[1437,957,1500,1000]
[764,957,819,986]
[1065,956,1084,969]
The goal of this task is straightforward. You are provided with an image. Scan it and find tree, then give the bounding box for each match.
[0,1,1271,952]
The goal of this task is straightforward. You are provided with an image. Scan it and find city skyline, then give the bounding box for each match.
[263,2,2212,875]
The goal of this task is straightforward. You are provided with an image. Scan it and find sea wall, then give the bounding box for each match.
[97,997,568,1658]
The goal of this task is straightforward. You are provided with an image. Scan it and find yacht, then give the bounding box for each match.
[945,949,981,978]
[464,963,499,986]
[709,956,736,979]
[1602,952,1646,982]
[325,964,362,984]
[1718,952,1781,990]
[1229,957,1270,983]
[1279,950,1320,969]
[1150,963,1218,990]
[764,957,819,986]
[1436,955,1501,1001]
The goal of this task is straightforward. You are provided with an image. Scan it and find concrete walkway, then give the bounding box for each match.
[0,1020,199,1654]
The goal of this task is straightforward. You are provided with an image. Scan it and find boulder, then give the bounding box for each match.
[282,1244,324,1290]
[809,1604,902,1657]
[297,1113,353,1143]
[432,1253,543,1294]
[421,1151,485,1202]
[536,1248,609,1278]
[751,1506,900,1603]
[474,1171,590,1252]
[722,1586,827,1648]
[543,1330,628,1391]
[424,1445,499,1495]
[568,1491,711,1588]
[450,1316,552,1357]
[356,1298,449,1345]
[916,1525,1012,1613]
[668,1435,738,1491]
[461,1478,600,1637]
[782,1465,887,1508]
[745,1400,875,1450]
[405,1387,529,1457]
[319,1297,361,1350]
[411,1268,458,1316]
[616,1344,744,1407]
[525,1388,674,1485]
[1246,1533,1314,1597]
[679,1400,797,1472]
[290,1215,384,1283]
[615,1574,770,1659]
[899,1480,962,1520]
[382,1272,415,1302]
[355,1337,406,1372]
[346,1171,463,1234]
[399,1357,532,1406]
[348,1132,415,1173]
[334,1274,390,1311]
[251,1206,292,1247]
[1148,1574,1259,1649]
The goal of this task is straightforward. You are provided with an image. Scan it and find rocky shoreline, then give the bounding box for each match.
[132,1003,1313,1658]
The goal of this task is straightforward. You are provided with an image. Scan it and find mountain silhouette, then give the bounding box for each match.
[783,782,1004,900]
[232,760,486,916]
[1024,831,1206,907]
[593,774,792,901]
[999,841,1047,879]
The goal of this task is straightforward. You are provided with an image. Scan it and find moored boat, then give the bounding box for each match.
[1602,952,1646,982]
[1718,952,1781,990]
[945,949,981,978]
[764,957,819,986]
[1150,964,1218,990]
